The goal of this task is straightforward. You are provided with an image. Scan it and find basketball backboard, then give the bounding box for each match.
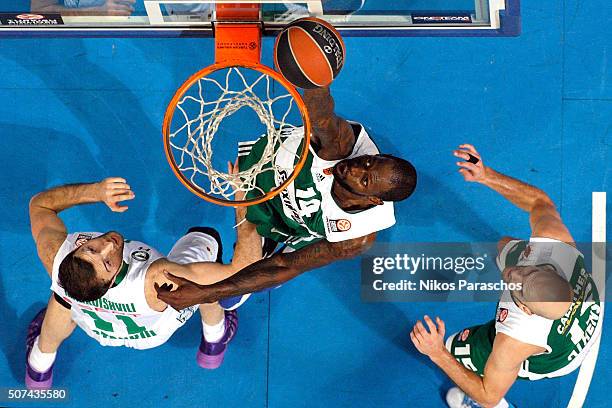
[0,0,520,37]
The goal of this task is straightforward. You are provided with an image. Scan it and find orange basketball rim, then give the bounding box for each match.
[162,3,311,207]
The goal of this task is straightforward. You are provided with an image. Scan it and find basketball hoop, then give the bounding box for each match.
[163,3,311,207]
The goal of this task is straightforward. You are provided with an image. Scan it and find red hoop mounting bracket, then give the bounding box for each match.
[214,3,262,64]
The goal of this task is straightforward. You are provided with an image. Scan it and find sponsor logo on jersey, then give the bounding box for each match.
[75,234,94,247]
[496,308,509,323]
[131,247,151,262]
[460,329,470,342]
[277,168,307,227]
[315,172,326,182]
[327,219,351,232]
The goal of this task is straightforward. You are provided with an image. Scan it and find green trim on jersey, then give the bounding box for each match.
[239,135,326,249]
[111,261,129,288]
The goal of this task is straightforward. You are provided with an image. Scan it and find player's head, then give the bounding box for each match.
[333,154,417,205]
[502,265,572,320]
[58,231,125,302]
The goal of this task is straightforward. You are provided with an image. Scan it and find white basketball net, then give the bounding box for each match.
[167,66,305,202]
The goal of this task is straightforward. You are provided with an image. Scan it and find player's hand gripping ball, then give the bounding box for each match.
[274,17,345,89]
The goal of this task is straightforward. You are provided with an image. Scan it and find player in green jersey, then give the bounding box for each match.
[410,144,603,408]
[156,86,417,309]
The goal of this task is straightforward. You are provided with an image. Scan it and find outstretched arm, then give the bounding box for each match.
[152,218,262,287]
[411,316,544,408]
[303,87,356,160]
[156,233,376,309]
[29,178,135,275]
[150,160,263,289]
[454,144,574,245]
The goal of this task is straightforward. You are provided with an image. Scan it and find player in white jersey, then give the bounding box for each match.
[410,144,603,408]
[156,86,417,310]
[26,173,261,389]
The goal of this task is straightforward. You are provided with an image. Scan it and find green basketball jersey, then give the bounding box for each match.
[238,123,396,249]
[495,238,603,379]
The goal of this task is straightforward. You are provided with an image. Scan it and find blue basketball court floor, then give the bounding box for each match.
[0,1,609,407]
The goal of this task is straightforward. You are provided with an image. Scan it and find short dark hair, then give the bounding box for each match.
[377,154,417,202]
[58,249,110,302]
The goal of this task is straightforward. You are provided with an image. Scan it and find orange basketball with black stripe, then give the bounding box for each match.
[274,17,345,89]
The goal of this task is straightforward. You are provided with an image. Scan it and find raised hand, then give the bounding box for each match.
[96,177,135,212]
[453,144,486,183]
[410,315,447,358]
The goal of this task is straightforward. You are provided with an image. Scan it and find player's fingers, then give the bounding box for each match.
[107,189,132,197]
[424,315,437,335]
[456,161,478,171]
[155,289,176,305]
[415,320,428,335]
[107,182,130,190]
[104,177,127,184]
[110,192,136,202]
[413,328,425,344]
[155,282,175,294]
[163,271,191,286]
[459,169,477,182]
[453,150,471,161]
[112,205,128,213]
[459,144,478,155]
[409,331,420,348]
[436,317,446,337]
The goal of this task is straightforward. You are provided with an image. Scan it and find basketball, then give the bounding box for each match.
[274,17,346,89]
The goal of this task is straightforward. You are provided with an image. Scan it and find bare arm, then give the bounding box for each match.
[454,144,574,245]
[303,87,356,160]
[411,317,544,408]
[156,232,376,309]
[150,164,263,288]
[30,0,135,16]
[152,219,262,286]
[29,178,135,275]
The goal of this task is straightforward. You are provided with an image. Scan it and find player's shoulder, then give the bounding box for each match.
[35,227,69,274]
[493,331,547,354]
[491,332,547,365]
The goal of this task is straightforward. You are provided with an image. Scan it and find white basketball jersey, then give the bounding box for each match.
[51,232,198,349]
